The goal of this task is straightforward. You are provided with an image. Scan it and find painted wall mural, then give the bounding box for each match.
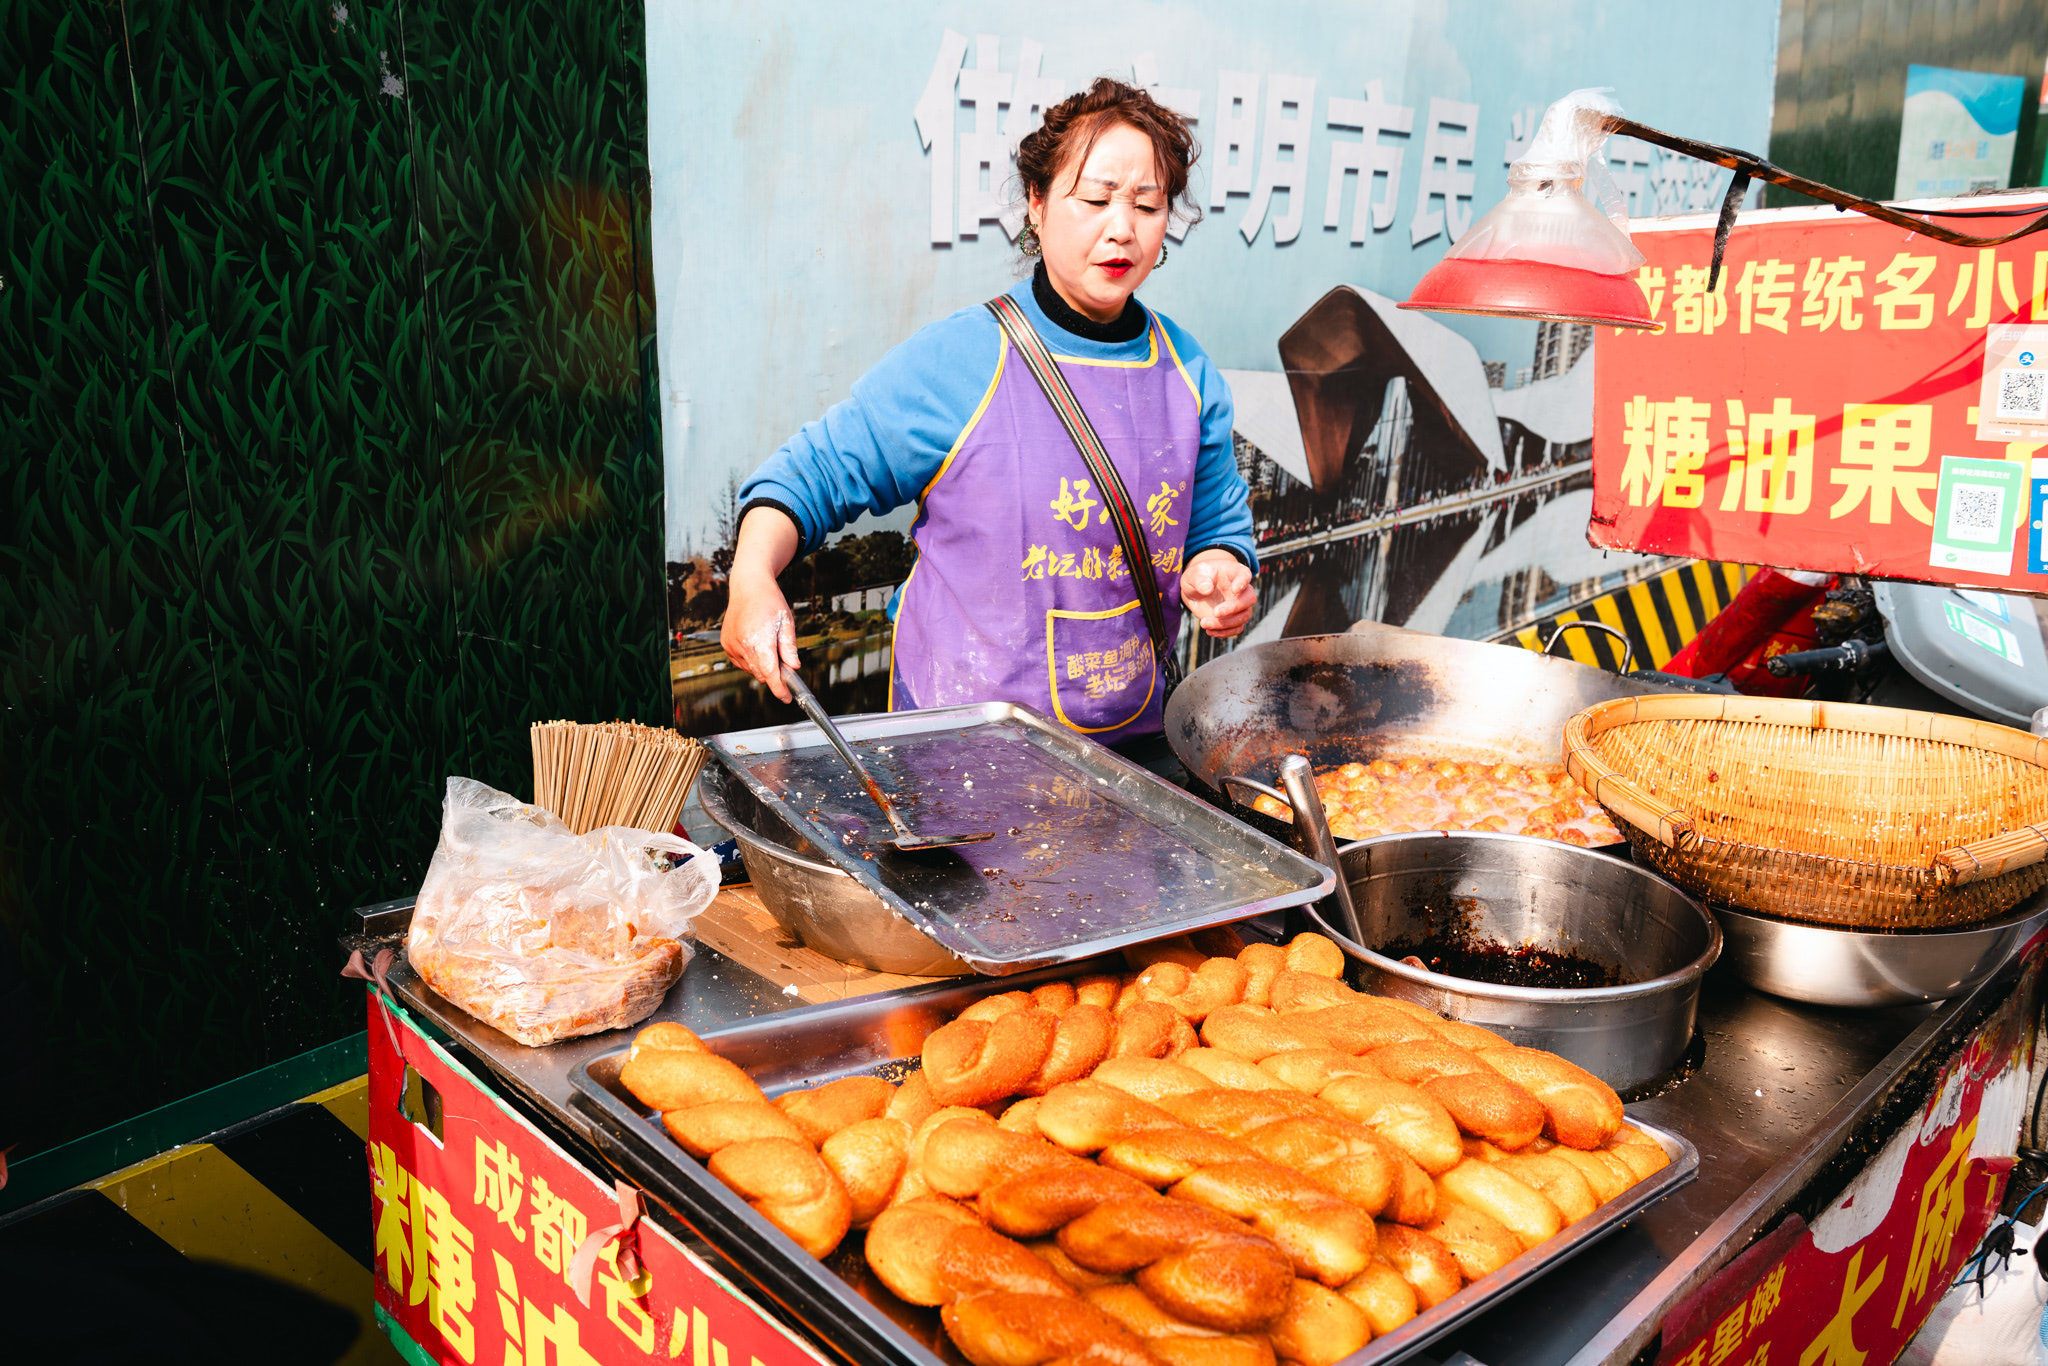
[645,0,1783,734]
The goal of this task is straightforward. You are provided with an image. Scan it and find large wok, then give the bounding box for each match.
[1165,627,1671,842]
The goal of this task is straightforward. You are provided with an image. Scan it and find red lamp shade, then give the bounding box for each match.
[1399,257,1661,330]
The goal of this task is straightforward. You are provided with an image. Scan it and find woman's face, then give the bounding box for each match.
[1028,120,1170,324]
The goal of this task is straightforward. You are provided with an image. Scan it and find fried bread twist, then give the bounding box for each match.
[619,1025,854,1257]
[625,931,1667,1364]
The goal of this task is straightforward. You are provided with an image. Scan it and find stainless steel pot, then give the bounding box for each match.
[697,762,972,977]
[1713,893,2048,1007]
[1165,630,1670,842]
[1309,831,1721,1091]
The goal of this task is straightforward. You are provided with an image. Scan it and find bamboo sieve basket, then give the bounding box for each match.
[1561,695,2048,929]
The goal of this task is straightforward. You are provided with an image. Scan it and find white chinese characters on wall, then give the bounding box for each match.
[915,31,1747,254]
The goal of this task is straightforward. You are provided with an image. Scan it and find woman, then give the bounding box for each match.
[722,79,1257,746]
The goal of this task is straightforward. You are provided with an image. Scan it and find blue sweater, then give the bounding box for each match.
[739,276,1258,577]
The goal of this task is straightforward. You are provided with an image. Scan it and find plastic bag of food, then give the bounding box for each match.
[407,776,719,1046]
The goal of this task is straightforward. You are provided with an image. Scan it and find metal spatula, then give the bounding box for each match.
[780,667,996,851]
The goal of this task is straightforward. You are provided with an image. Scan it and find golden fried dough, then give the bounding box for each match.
[775,1075,896,1145]
[1317,1076,1463,1175]
[1202,1006,1328,1061]
[632,1022,707,1053]
[1100,1127,1262,1187]
[1372,1224,1462,1309]
[936,1224,1078,1302]
[1540,1144,1635,1203]
[1282,934,1347,979]
[1236,943,1288,1008]
[621,1047,765,1112]
[1134,959,1250,1022]
[1176,1048,1292,1093]
[1111,1001,1190,1060]
[1255,1050,1386,1094]
[663,1101,806,1159]
[1602,1125,1670,1181]
[942,1292,1165,1366]
[1061,1199,1294,1332]
[1436,1160,1562,1252]
[1493,1151,1598,1223]
[707,1138,852,1258]
[1172,1161,1378,1286]
[1028,1238,1124,1290]
[1021,1004,1115,1095]
[865,1199,987,1305]
[1033,981,1080,1015]
[1337,1258,1417,1336]
[1421,1199,1523,1280]
[1266,971,1357,1015]
[924,1008,1060,1107]
[1477,1047,1626,1151]
[980,1164,1158,1238]
[1418,1072,1546,1152]
[922,1118,1078,1199]
[820,1117,911,1226]
[1092,1057,1218,1103]
[887,1070,941,1128]
[1265,1278,1371,1366]
[1033,1080,1182,1153]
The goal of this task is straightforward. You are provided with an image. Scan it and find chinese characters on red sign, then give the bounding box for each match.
[1592,195,2048,593]
[1653,941,2041,1366]
[366,993,828,1366]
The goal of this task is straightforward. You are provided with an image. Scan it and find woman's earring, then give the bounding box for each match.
[1019,222,1042,257]
[1157,244,1169,267]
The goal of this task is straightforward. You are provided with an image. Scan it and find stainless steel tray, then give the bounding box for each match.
[708,702,1335,975]
[568,973,1700,1366]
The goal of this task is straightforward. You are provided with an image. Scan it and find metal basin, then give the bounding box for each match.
[1165,630,1670,845]
[1712,892,2048,1007]
[1309,831,1721,1091]
[697,762,972,977]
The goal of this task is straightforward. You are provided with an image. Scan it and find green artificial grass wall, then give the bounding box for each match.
[0,0,665,1159]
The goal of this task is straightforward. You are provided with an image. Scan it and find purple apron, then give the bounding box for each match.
[889,317,1202,743]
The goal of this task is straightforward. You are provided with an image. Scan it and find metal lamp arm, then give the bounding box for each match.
[1599,115,2048,250]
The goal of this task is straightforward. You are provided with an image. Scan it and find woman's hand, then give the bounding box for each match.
[1181,549,1257,639]
[721,506,804,702]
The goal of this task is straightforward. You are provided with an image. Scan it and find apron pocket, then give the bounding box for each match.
[1044,600,1156,734]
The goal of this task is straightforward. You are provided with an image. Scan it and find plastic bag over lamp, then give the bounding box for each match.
[1401,89,1661,331]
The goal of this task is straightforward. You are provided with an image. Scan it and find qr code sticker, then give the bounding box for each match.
[1997,367,2047,419]
[1947,484,2005,543]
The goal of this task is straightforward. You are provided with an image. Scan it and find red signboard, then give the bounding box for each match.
[365,992,830,1366]
[1652,938,2043,1366]
[1592,193,2048,593]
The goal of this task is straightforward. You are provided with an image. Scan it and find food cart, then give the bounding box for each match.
[354,873,2043,1366]
[356,193,2048,1366]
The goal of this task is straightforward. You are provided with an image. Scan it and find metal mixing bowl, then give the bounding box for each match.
[1712,892,2048,1007]
[1308,831,1721,1091]
[697,762,972,977]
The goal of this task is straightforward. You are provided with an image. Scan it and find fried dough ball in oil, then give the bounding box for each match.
[1249,753,1621,848]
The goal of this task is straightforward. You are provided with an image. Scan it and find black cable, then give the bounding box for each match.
[1902,204,2048,219]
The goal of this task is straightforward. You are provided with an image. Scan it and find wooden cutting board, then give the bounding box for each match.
[691,884,955,1004]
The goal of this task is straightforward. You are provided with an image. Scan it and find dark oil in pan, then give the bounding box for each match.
[1378,933,1627,990]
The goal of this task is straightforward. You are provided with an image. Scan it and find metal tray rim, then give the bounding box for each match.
[569,1016,1698,1366]
[707,701,1335,974]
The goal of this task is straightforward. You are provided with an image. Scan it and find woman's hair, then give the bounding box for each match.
[1015,78,1203,230]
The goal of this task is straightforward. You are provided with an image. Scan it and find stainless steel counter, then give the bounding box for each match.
[367,904,2023,1366]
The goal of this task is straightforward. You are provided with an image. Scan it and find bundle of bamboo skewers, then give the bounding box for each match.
[530,720,709,836]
